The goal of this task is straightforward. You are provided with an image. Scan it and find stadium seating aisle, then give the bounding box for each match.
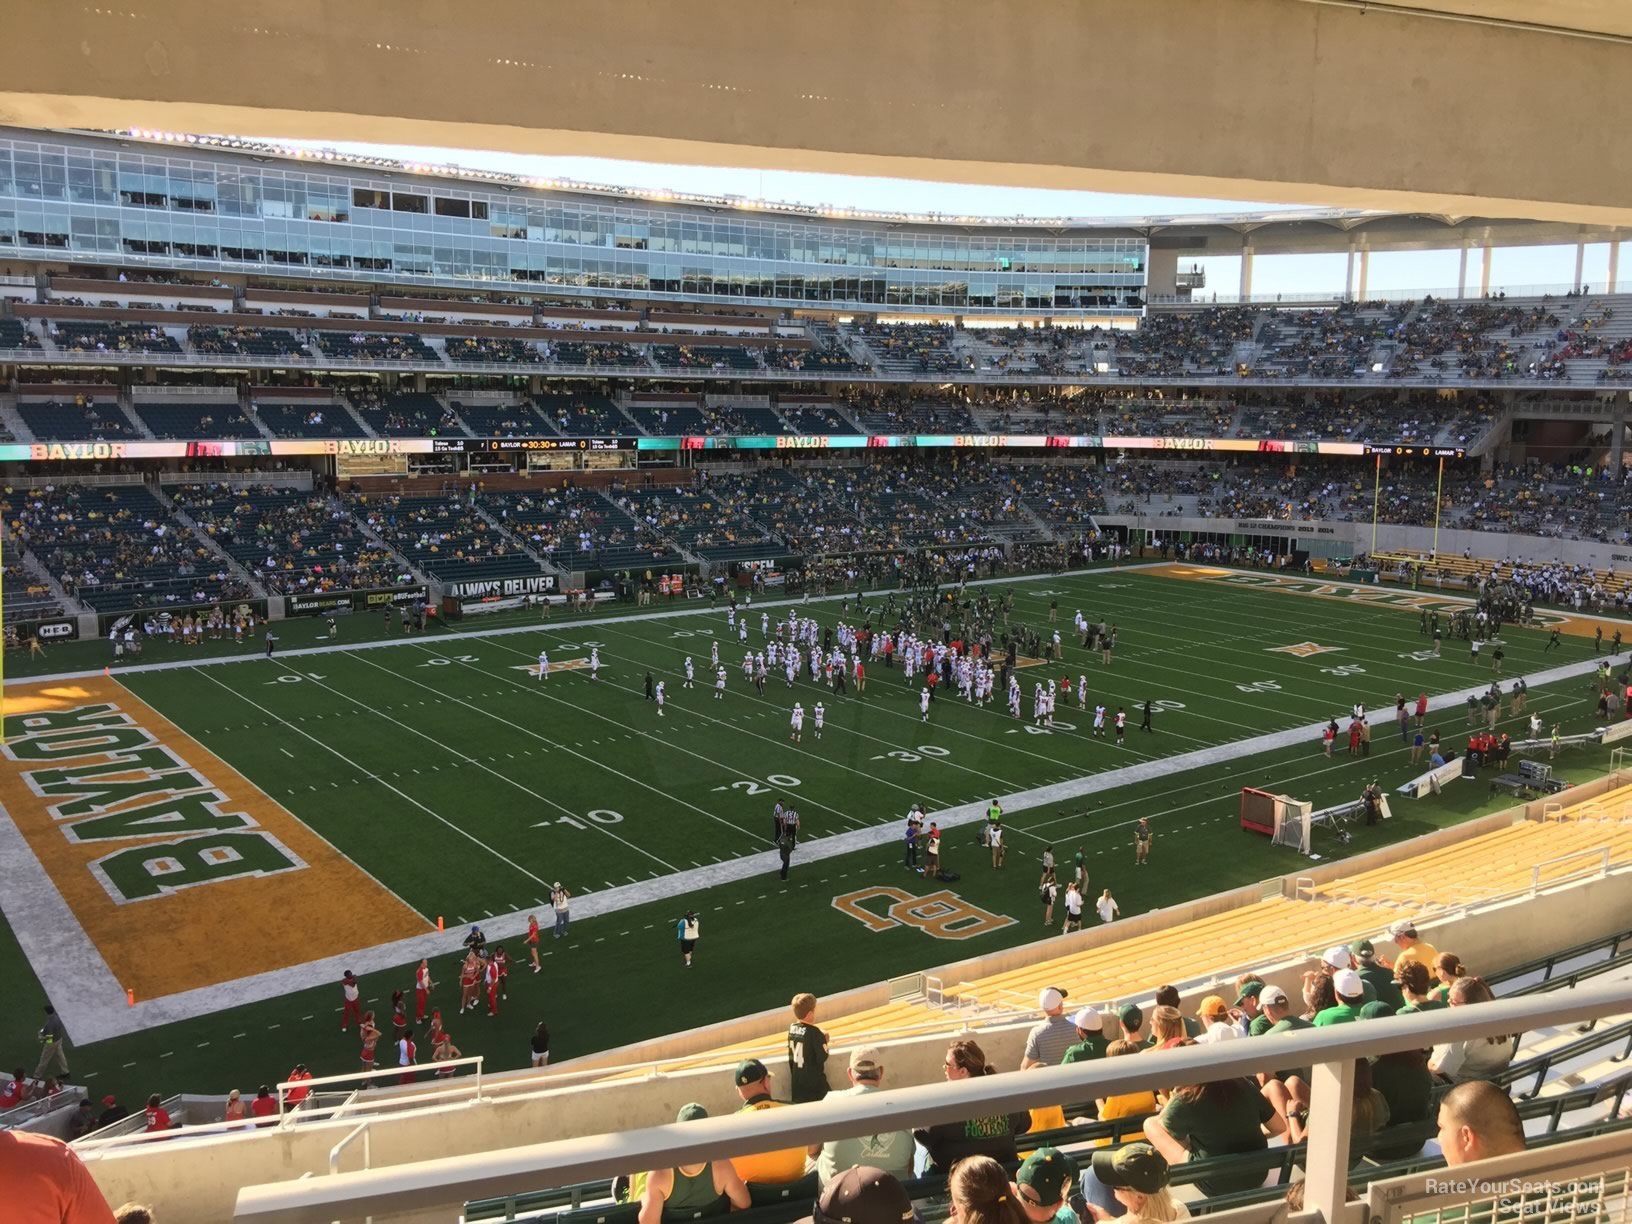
[4,483,248,610]
[132,400,262,440]
[173,484,409,594]
[350,491,550,585]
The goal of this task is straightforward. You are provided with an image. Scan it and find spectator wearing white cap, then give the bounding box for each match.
[811,1048,914,1185]
[1313,969,1368,1026]
[1319,946,1376,1004]
[1021,988,1078,1069]
[1246,984,1290,1037]
[1381,920,1440,977]
[1062,1008,1109,1064]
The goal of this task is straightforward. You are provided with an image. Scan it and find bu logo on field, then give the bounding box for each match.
[1266,642,1344,658]
[832,886,1014,940]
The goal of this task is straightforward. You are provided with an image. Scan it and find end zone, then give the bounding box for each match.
[0,677,430,1039]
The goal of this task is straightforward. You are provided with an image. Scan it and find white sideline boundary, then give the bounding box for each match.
[7,563,1168,687]
[0,562,1614,1043]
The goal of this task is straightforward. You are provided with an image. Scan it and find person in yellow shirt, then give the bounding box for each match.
[1094,1040,1158,1146]
[728,1059,808,1187]
[1381,920,1439,978]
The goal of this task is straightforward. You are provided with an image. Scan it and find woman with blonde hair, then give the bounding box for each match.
[1084,1143,1189,1223]
[949,1154,1030,1224]
[1148,1006,1186,1049]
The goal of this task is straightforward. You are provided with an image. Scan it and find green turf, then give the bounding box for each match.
[0,564,1620,1105]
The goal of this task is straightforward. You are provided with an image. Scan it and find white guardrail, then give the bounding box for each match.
[227,981,1632,1223]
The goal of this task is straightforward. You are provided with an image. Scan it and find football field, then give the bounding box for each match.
[0,562,1621,1102]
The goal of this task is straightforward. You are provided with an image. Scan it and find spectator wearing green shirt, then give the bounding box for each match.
[1142,1064,1286,1196]
[1394,961,1447,1015]
[1312,970,1367,1025]
[1062,1008,1109,1064]
[1352,941,1404,1010]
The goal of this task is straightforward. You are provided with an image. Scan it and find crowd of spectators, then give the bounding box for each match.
[175,484,409,595]
[852,322,966,375]
[187,325,311,359]
[1116,309,1256,377]
[50,322,183,355]
[317,332,440,364]
[481,487,680,568]
[445,335,548,364]
[4,482,247,609]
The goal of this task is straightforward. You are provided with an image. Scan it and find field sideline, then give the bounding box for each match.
[1,562,1625,1103]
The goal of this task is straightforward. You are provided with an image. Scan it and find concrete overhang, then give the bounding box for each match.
[1,0,1630,225]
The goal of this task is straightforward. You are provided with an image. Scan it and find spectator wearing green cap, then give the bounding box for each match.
[1013,1147,1081,1224]
[728,1059,808,1187]
[1352,941,1404,1009]
[636,1103,750,1224]
[1085,1143,1188,1223]
[1116,1004,1145,1045]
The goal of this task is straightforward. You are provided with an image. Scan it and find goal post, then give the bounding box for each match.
[1241,787,1314,855]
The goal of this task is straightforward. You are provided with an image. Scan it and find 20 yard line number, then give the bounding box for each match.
[713,774,803,795]
[532,808,624,831]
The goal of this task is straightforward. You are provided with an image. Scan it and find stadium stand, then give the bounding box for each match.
[253,401,354,438]
[348,390,466,437]
[445,335,550,364]
[545,340,649,369]
[452,399,556,436]
[0,317,42,350]
[186,325,312,360]
[173,484,410,594]
[650,344,764,372]
[479,488,684,571]
[349,492,549,585]
[131,400,263,440]
[16,395,142,440]
[316,331,440,364]
[535,392,635,436]
[5,483,247,610]
[49,321,183,355]
[615,484,784,562]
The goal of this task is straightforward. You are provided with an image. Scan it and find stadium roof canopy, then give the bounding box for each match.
[2,0,1630,226]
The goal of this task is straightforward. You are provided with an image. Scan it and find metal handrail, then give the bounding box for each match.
[1532,845,1614,893]
[230,980,1632,1222]
[328,1122,371,1176]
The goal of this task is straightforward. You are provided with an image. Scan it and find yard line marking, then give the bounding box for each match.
[360,649,767,849]
[233,1033,247,1040]
[123,1062,136,1069]
[280,748,294,758]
